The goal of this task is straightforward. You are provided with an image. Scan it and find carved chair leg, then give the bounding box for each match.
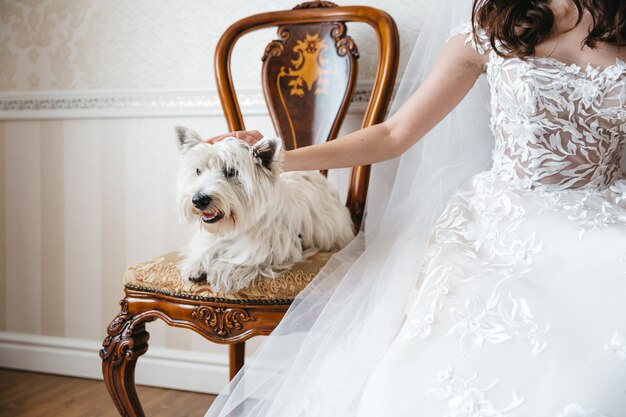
[101,300,151,417]
[229,342,245,380]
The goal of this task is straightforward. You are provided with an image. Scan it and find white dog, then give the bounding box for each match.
[175,126,355,293]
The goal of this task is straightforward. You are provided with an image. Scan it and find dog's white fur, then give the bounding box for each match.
[175,126,355,293]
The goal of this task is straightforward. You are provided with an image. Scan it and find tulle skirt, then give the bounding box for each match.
[356,171,626,416]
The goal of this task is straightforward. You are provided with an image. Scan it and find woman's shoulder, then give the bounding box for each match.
[448,20,492,56]
[446,20,493,73]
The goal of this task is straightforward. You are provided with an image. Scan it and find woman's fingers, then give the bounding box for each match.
[248,130,263,140]
[206,130,264,145]
[206,132,233,144]
[234,130,263,145]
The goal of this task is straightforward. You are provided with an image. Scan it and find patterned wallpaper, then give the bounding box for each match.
[0,0,434,93]
[0,0,434,393]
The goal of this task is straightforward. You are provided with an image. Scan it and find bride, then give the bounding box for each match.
[205,0,626,415]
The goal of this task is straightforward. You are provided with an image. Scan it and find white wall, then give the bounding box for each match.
[0,0,432,394]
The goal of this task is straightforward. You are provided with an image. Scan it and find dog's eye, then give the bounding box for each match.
[223,167,238,178]
[196,168,201,176]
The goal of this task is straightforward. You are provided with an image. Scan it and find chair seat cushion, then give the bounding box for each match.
[123,251,333,304]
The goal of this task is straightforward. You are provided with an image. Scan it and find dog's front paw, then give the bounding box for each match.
[187,272,207,282]
[179,259,207,283]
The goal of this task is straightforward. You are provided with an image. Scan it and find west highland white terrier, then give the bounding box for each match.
[175,126,355,293]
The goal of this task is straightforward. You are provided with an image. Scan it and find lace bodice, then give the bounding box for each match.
[453,23,626,190]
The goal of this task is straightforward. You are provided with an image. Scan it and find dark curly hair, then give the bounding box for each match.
[472,0,626,58]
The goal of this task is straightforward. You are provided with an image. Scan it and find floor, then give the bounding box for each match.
[0,368,216,417]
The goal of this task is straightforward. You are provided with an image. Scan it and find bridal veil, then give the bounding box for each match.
[205,0,498,415]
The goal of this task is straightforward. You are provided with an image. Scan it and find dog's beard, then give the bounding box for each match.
[196,205,235,235]
[180,193,244,236]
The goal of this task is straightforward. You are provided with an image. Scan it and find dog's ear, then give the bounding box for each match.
[252,137,283,171]
[175,125,203,153]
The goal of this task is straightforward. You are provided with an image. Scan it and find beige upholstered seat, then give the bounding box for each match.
[123,251,334,304]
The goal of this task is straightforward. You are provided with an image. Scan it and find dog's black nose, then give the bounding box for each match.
[192,194,211,210]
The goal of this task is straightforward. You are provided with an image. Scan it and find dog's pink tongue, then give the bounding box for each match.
[202,211,219,221]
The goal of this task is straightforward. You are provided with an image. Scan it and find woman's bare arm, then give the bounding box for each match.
[208,34,487,172]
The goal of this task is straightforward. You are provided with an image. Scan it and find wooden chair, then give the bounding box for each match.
[100,2,399,416]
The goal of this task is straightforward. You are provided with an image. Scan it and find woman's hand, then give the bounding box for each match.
[206,130,263,145]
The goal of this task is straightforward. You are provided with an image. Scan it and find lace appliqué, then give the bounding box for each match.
[487,54,626,192]
[449,293,549,357]
[400,173,549,358]
[605,332,626,361]
[556,404,612,417]
[427,368,525,417]
[448,21,492,56]
[535,179,626,238]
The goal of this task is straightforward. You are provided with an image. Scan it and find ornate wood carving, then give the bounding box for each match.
[262,26,290,62]
[101,299,151,417]
[293,1,339,9]
[261,21,359,151]
[191,306,256,337]
[331,22,359,58]
[100,299,146,367]
[102,291,289,416]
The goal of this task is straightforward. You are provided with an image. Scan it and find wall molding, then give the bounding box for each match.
[0,331,229,394]
[0,83,375,120]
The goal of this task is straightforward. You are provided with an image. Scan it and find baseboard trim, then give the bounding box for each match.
[0,331,229,394]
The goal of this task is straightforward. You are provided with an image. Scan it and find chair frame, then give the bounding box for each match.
[100,3,399,416]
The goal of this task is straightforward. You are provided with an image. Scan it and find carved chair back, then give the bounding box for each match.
[214,1,399,227]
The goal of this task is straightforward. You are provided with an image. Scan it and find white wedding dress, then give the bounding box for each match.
[206,19,626,417]
[355,24,626,416]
